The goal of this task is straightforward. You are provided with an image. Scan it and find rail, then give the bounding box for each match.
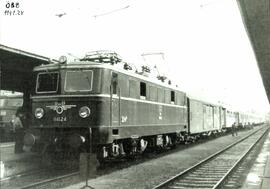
[153,126,269,189]
[20,171,79,189]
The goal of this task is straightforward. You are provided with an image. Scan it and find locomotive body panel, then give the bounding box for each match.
[31,93,187,145]
[32,97,109,128]
[108,97,187,142]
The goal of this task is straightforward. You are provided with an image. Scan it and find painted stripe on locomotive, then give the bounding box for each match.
[31,94,187,109]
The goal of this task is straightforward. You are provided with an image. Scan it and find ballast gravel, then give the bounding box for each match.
[65,127,263,189]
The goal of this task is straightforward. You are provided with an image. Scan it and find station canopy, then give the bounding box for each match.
[0,44,54,92]
[237,0,270,103]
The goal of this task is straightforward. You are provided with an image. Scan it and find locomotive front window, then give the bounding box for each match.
[65,70,93,92]
[36,72,59,93]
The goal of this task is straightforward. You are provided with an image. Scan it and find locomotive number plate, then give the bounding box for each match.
[53,116,67,122]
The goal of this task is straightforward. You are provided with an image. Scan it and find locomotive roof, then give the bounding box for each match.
[33,61,185,93]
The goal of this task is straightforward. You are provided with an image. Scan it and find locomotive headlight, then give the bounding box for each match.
[59,55,67,64]
[79,106,90,118]
[35,108,44,119]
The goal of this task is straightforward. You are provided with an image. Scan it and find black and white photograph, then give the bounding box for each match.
[0,0,270,188]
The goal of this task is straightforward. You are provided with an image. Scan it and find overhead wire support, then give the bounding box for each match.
[55,13,67,18]
[93,5,130,18]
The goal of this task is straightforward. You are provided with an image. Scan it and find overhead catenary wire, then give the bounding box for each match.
[93,5,130,18]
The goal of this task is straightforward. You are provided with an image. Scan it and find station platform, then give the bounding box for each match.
[241,131,270,189]
[0,142,40,179]
[0,142,37,163]
[0,142,14,148]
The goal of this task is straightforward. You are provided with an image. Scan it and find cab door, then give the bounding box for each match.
[110,72,120,126]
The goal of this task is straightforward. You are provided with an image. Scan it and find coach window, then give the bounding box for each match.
[171,91,175,104]
[111,72,118,95]
[140,82,146,99]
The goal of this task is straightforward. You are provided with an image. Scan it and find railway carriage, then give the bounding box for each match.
[187,98,222,135]
[238,112,249,128]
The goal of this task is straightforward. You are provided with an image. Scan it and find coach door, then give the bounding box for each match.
[220,108,226,128]
[203,105,207,130]
[110,72,120,127]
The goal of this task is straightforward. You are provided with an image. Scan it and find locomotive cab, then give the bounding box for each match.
[25,59,113,156]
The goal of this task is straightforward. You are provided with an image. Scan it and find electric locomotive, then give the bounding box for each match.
[24,51,188,161]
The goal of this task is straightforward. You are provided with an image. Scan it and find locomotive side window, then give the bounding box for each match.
[171,91,175,104]
[140,82,146,99]
[111,72,118,94]
[65,70,93,92]
[36,72,59,93]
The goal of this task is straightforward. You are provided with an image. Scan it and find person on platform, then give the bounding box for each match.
[232,122,238,137]
[13,109,25,153]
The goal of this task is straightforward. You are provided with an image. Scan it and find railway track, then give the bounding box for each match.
[0,166,79,189]
[20,171,79,189]
[1,127,266,189]
[0,169,45,182]
[153,126,269,189]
